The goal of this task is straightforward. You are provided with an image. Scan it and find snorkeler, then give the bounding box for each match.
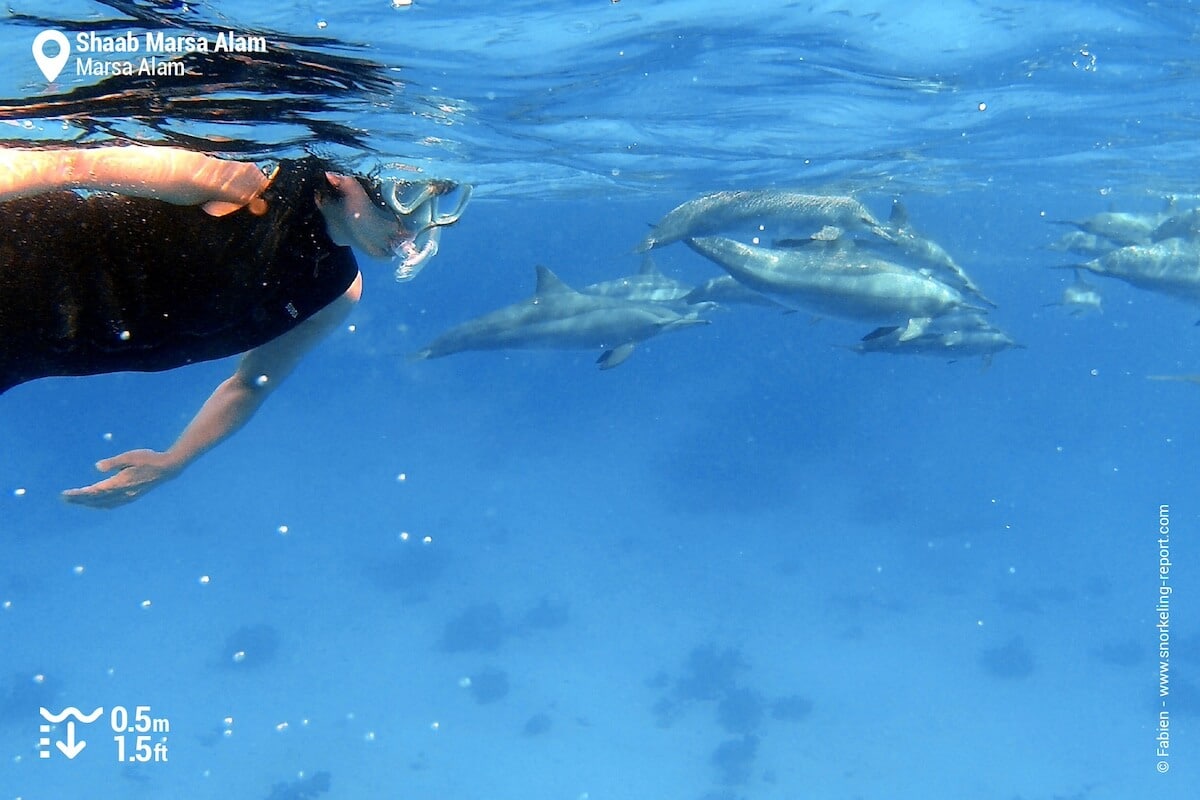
[0,143,467,508]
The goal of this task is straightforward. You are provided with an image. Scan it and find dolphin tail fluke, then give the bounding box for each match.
[597,343,637,369]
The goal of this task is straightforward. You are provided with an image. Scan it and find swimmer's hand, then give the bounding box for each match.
[61,450,182,509]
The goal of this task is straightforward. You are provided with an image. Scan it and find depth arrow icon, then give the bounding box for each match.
[56,721,86,759]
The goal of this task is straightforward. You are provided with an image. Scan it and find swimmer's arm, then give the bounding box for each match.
[61,273,363,509]
[0,145,272,216]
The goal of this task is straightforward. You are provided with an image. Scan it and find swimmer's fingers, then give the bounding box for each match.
[200,162,276,217]
[61,449,178,509]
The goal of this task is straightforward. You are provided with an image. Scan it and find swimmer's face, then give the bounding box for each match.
[316,172,405,259]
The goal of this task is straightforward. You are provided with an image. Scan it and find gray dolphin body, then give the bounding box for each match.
[1047,269,1103,316]
[685,235,974,322]
[684,275,791,310]
[582,256,693,304]
[1072,239,1200,306]
[1152,208,1200,242]
[1147,374,1200,385]
[635,190,890,253]
[411,266,710,369]
[1052,211,1165,247]
[847,315,1022,361]
[1048,230,1115,258]
[878,201,993,306]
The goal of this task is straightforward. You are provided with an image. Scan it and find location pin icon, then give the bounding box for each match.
[32,30,70,82]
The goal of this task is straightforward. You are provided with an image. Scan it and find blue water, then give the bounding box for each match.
[1,1,1197,799]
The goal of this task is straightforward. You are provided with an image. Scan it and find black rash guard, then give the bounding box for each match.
[0,157,359,394]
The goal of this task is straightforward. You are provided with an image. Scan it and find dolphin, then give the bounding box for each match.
[1151,207,1200,242]
[684,235,977,323]
[581,255,693,305]
[1044,269,1103,316]
[683,275,791,310]
[1069,239,1200,309]
[1147,374,1200,385]
[1047,229,1115,258]
[635,190,891,253]
[825,200,994,307]
[411,266,710,369]
[1050,210,1165,247]
[845,314,1023,363]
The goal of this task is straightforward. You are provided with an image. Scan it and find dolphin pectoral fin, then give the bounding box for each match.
[773,236,836,248]
[597,343,637,369]
[897,317,932,342]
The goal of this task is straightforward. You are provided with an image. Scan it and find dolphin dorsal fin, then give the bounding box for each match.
[862,326,900,341]
[534,265,574,295]
[638,255,662,276]
[889,200,909,228]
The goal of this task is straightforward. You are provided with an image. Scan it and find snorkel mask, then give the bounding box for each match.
[383,178,473,281]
